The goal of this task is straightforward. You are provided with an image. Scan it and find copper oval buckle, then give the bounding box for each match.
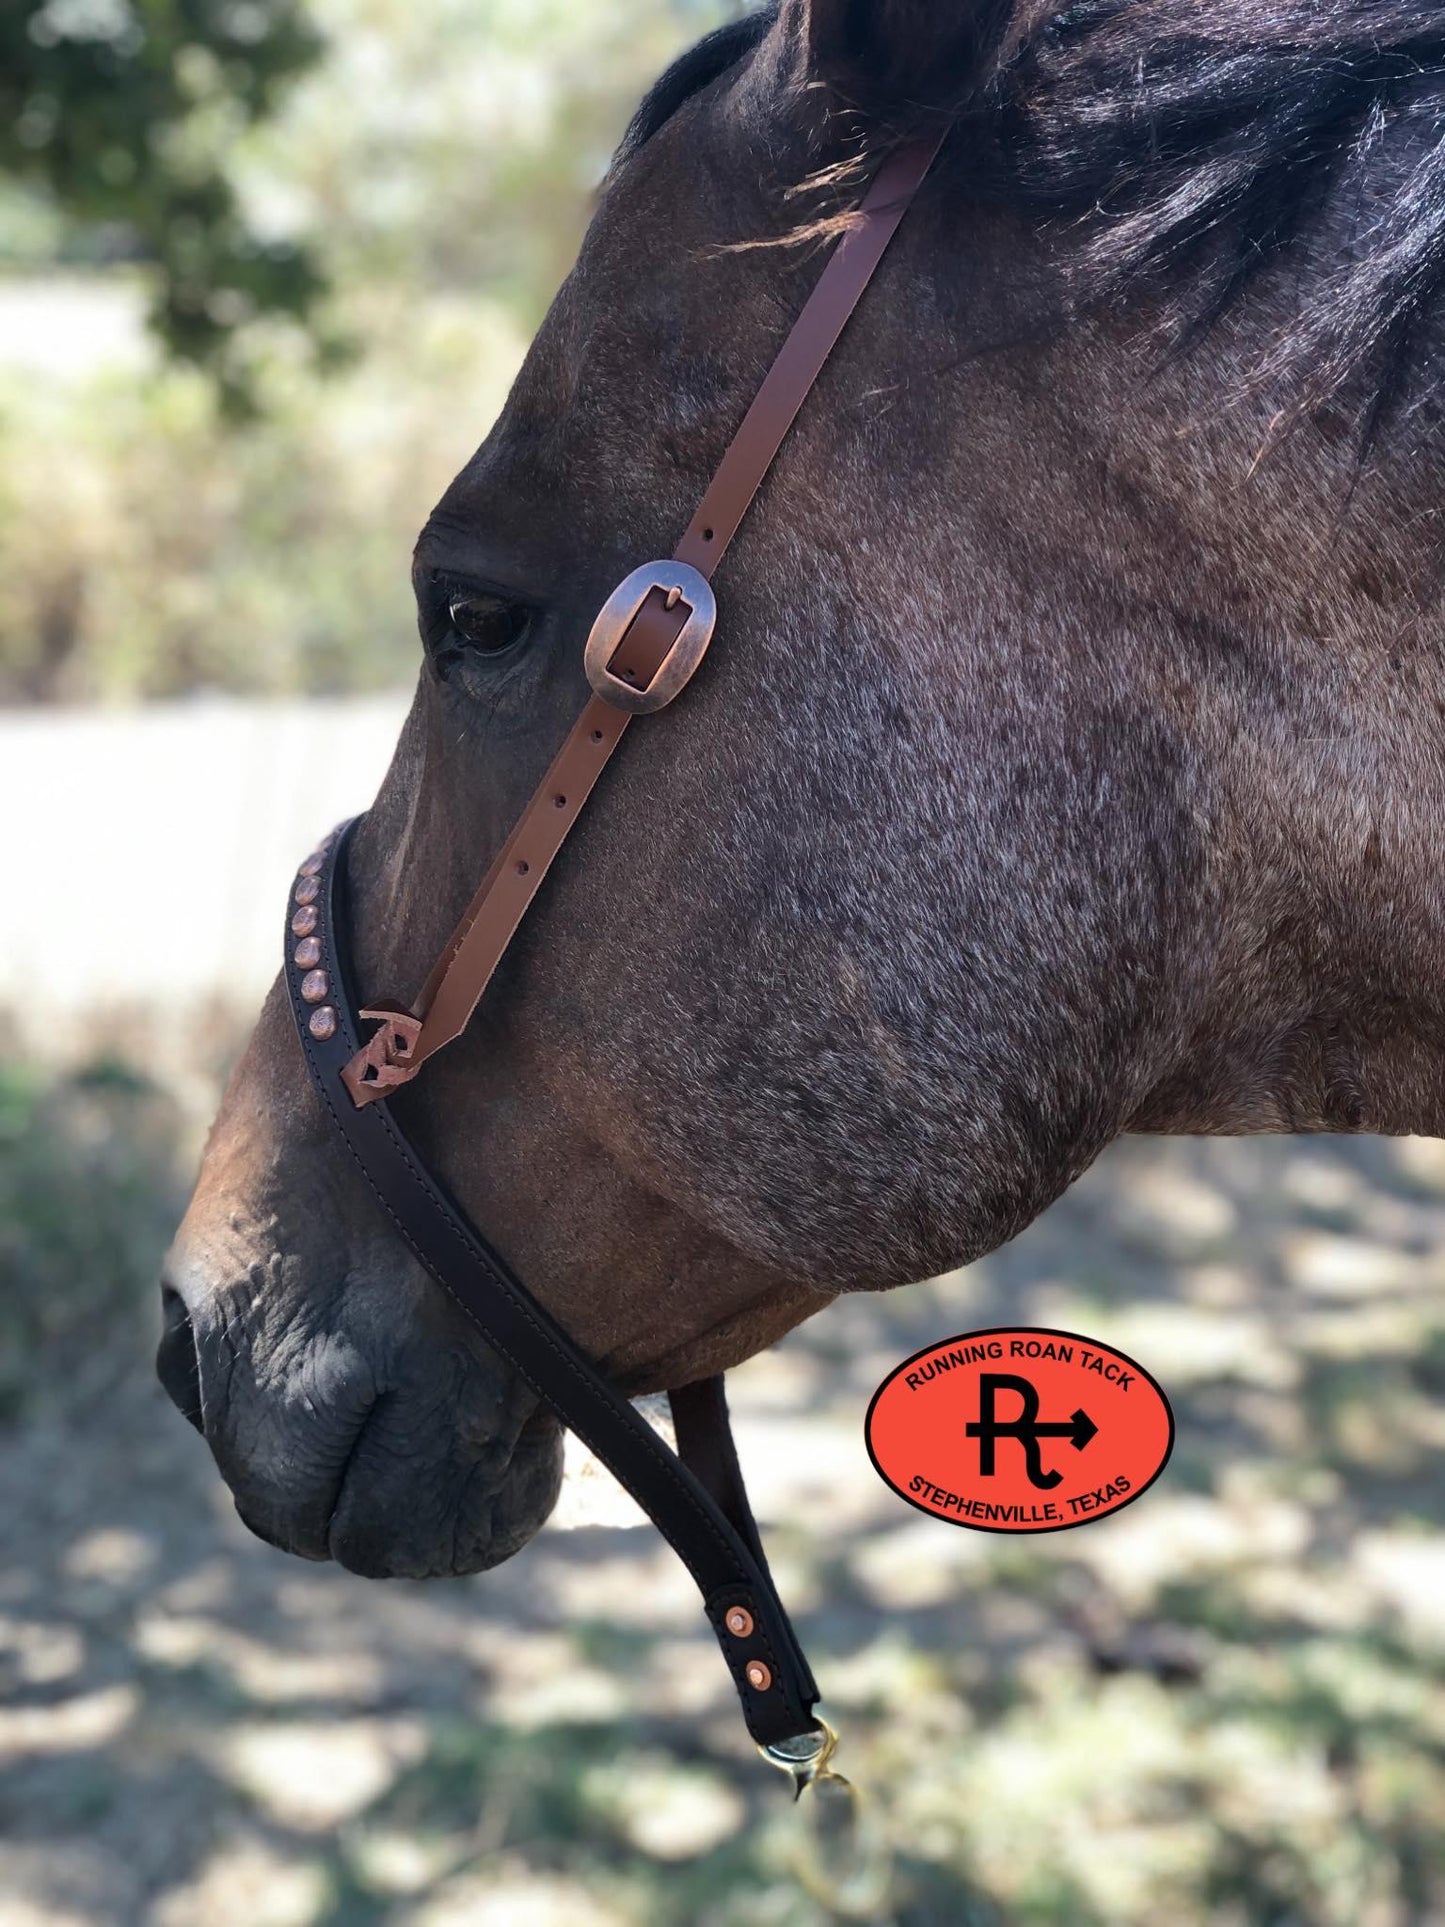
[584,560,716,714]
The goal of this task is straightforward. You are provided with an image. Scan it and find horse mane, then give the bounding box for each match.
[624,3,1445,441]
[995,0,1445,439]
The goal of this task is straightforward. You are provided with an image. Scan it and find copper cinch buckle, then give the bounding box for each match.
[584,559,716,714]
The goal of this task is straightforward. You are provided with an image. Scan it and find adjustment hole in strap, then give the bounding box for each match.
[589,729,604,744]
[702,527,714,542]
[553,794,567,809]
[514,861,529,877]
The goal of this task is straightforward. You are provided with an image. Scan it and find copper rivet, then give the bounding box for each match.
[299,852,326,877]
[295,876,320,905]
[745,1661,772,1692]
[725,1607,754,1639]
[292,905,318,937]
[308,1006,337,1041]
[293,937,322,969]
[300,969,329,1004]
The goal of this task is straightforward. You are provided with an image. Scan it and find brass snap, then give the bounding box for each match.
[725,1607,754,1638]
[744,1660,773,1692]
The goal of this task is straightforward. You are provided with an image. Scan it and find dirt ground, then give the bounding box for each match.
[4,1130,1445,1926]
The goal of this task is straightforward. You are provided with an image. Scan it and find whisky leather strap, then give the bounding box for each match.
[342,132,944,1105]
[287,132,944,1765]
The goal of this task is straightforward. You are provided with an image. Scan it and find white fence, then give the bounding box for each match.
[1,694,411,1027]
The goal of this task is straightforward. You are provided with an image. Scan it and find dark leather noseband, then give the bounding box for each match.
[283,132,942,1784]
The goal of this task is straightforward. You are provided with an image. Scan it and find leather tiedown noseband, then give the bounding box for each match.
[283,132,943,1791]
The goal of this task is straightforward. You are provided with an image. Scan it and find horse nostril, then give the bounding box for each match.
[156,1282,204,1434]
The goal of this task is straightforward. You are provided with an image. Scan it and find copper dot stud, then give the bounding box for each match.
[293,937,322,969]
[744,1660,773,1692]
[294,875,321,905]
[299,851,326,878]
[725,1607,754,1639]
[300,969,329,1004]
[291,905,318,938]
[308,1006,337,1041]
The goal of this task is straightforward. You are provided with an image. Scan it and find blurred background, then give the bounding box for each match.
[3,3,1445,1922]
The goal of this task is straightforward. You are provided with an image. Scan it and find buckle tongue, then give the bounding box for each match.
[584,559,716,714]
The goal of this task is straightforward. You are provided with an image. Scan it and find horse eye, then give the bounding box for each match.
[447,592,530,656]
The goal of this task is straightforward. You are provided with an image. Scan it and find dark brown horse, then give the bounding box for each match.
[161,0,1445,1582]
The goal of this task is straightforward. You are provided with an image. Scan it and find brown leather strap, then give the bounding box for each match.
[344,132,943,1106]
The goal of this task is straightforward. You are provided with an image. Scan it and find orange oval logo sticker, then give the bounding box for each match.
[865,1326,1174,1533]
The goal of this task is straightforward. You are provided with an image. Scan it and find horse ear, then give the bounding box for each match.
[780,0,1015,122]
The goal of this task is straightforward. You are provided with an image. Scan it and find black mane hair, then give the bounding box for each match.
[995,0,1445,436]
[623,3,1445,437]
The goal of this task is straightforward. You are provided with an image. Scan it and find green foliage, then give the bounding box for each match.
[0,0,740,699]
[1,0,325,400]
[0,292,525,698]
[0,1055,188,1419]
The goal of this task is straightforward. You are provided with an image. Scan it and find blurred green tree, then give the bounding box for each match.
[0,0,741,702]
[0,0,324,393]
